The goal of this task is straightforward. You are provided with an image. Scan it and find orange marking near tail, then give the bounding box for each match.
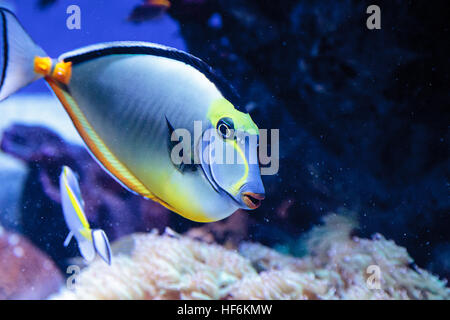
[34,57,72,85]
[33,57,52,76]
[52,61,72,84]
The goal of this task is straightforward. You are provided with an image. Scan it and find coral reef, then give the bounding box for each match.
[184,210,249,248]
[239,215,449,299]
[51,215,449,300]
[52,229,256,300]
[0,225,63,299]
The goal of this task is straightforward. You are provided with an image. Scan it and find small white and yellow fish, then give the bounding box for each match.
[0,7,265,223]
[60,166,112,265]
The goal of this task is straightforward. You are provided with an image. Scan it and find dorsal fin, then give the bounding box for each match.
[59,41,241,108]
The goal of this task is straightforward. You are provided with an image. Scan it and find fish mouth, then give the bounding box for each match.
[241,192,265,209]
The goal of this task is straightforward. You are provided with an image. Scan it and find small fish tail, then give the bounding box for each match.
[92,229,112,265]
[0,7,47,101]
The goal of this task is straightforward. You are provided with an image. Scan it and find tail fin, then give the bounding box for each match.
[0,7,46,101]
[92,229,112,265]
[78,238,96,262]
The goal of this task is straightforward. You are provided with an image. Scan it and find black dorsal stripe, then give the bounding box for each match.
[63,44,242,109]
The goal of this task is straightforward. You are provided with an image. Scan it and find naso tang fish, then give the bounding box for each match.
[60,166,112,265]
[0,7,265,222]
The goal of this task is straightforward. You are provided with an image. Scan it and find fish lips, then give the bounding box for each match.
[239,183,265,210]
[198,129,265,210]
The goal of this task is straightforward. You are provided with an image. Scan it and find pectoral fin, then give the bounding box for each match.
[165,115,195,173]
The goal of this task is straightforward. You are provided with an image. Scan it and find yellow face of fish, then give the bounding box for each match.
[200,98,265,210]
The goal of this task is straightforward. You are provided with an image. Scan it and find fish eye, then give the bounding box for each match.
[216,118,234,139]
